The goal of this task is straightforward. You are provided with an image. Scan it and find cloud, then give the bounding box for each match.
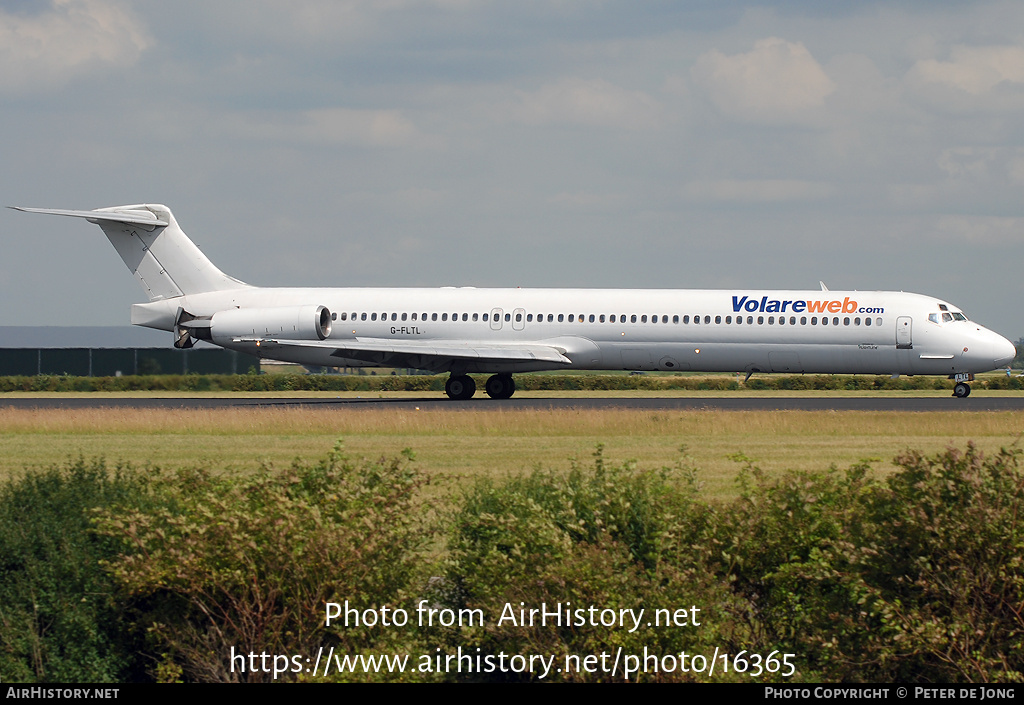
[507,78,663,130]
[909,45,1024,95]
[302,108,426,147]
[0,0,150,91]
[935,215,1023,245]
[682,179,834,204]
[905,44,1024,113]
[691,37,836,124]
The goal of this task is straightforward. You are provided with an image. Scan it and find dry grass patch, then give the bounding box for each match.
[0,407,1020,500]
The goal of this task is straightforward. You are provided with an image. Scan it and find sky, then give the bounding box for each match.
[1,1,1022,339]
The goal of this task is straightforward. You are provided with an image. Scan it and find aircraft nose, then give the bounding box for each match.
[993,334,1017,369]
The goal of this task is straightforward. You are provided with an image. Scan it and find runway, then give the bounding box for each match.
[4,395,1024,412]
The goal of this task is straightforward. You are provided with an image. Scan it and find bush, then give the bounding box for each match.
[94,443,431,682]
[442,447,751,681]
[0,459,151,682]
[709,445,1024,682]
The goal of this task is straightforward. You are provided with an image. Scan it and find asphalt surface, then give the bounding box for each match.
[3,395,1024,412]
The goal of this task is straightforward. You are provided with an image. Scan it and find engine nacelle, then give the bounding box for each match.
[209,305,332,343]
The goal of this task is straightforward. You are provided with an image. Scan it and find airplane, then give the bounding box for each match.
[10,203,1018,399]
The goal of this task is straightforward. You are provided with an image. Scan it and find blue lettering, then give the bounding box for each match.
[781,300,792,312]
[759,296,768,312]
[732,296,748,313]
[792,301,806,313]
[765,300,780,313]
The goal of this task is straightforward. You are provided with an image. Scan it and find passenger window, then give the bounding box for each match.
[391,313,397,321]
[589,314,595,323]
[854,317,860,325]
[515,313,522,322]
[726,316,732,324]
[844,317,850,325]
[866,317,872,326]
[790,316,796,325]
[822,317,828,325]
[558,314,564,322]
[442,313,448,321]
[747,316,753,324]
[663,316,668,323]
[505,313,511,322]
[875,317,882,326]
[641,315,647,323]
[548,314,554,322]
[715,315,722,324]
[526,314,532,322]
[673,315,679,324]
[683,315,690,324]
[462,313,468,321]
[768,316,775,324]
[757,316,764,325]
[600,315,606,323]
[704,316,711,324]
[431,313,437,321]
[800,317,806,325]
[832,317,839,326]
[631,315,637,323]
[401,313,407,321]
[811,317,817,325]
[694,315,700,325]
[473,313,479,321]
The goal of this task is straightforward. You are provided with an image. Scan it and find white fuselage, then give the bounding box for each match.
[131,287,1017,377]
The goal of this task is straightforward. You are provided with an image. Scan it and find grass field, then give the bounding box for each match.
[1,404,1020,499]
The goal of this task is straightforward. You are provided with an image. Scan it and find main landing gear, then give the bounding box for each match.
[444,374,516,400]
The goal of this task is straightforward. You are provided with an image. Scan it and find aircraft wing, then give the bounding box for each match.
[238,337,572,371]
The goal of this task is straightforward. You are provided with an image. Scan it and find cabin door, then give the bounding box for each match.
[896,316,913,349]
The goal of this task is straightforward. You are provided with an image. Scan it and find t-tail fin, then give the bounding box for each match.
[9,204,248,301]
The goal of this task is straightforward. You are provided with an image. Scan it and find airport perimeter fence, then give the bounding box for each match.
[0,348,260,378]
[1,372,1021,393]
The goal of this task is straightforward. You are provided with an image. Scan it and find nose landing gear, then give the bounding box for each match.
[952,373,973,398]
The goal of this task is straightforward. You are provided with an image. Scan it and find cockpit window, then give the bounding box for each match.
[942,313,953,323]
[929,313,939,324]
[952,312,968,321]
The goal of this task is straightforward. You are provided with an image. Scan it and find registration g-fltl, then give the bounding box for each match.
[11,204,1016,399]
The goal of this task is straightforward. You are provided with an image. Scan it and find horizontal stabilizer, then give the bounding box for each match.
[9,206,169,227]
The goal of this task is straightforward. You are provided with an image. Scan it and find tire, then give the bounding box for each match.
[445,374,476,400]
[953,382,971,398]
[485,374,515,399]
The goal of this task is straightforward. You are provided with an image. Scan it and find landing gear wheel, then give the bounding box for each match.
[953,382,971,398]
[485,374,516,399]
[445,374,476,400]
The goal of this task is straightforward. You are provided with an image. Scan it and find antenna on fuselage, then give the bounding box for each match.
[819,281,829,291]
